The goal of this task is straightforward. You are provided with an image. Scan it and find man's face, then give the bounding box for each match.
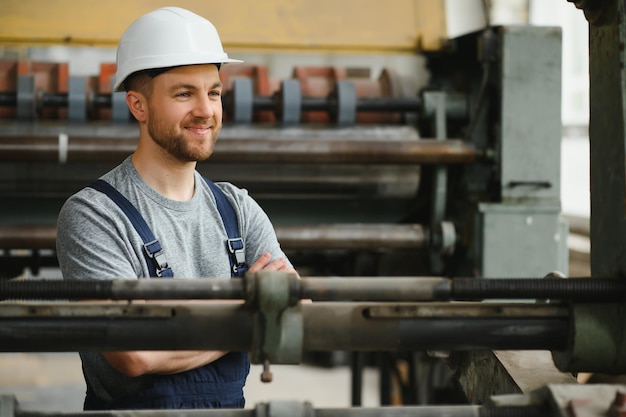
[145,64,223,162]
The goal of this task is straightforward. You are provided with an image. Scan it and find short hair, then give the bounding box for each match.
[123,64,222,94]
[123,70,154,96]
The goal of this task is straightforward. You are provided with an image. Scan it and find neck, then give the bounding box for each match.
[132,137,197,202]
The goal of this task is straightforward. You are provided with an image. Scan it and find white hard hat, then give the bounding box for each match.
[113,7,242,92]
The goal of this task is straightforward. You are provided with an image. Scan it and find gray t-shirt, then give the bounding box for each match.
[56,156,289,403]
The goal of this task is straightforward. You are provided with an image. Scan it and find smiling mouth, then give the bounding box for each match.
[186,126,212,135]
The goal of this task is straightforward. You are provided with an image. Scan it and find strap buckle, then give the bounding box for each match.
[227,237,247,274]
[144,239,172,277]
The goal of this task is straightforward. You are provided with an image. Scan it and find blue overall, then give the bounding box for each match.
[84,179,250,410]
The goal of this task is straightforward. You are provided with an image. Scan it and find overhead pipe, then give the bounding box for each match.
[0,135,477,164]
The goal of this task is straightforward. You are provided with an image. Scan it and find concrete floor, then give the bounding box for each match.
[0,353,381,412]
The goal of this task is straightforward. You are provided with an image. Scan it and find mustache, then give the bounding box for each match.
[183,117,220,129]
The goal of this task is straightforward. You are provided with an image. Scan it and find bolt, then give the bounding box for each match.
[261,359,273,383]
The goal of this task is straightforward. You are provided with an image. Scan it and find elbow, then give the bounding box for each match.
[102,352,152,377]
[116,363,147,378]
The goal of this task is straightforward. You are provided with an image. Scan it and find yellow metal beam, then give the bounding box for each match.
[0,0,449,53]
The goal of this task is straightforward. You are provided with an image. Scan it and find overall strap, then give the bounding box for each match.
[204,179,248,278]
[87,179,174,278]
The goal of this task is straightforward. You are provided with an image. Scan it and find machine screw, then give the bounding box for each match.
[261,359,273,383]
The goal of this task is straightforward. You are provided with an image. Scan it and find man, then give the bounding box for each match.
[56,7,295,410]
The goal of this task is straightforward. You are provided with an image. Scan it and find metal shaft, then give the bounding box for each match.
[1,92,424,113]
[0,302,568,352]
[246,95,423,113]
[1,276,624,302]
[272,224,428,250]
[7,400,550,417]
[0,135,477,164]
[0,224,428,252]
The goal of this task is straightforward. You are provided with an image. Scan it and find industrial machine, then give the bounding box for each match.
[0,5,567,281]
[0,0,624,416]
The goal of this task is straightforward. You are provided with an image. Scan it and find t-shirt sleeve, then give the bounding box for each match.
[219,183,292,269]
[56,189,144,281]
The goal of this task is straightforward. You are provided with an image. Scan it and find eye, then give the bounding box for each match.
[176,91,191,98]
[209,89,222,97]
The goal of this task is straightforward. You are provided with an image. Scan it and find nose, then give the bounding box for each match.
[192,94,215,119]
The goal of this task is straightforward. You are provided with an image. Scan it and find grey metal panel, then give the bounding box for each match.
[68,76,86,124]
[479,203,568,278]
[16,75,36,122]
[478,27,567,280]
[111,90,130,123]
[499,26,562,202]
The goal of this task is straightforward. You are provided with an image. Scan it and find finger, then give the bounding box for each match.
[282,267,299,276]
[261,258,286,272]
[247,253,272,273]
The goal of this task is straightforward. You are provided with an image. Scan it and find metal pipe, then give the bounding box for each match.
[10,402,552,417]
[212,138,475,164]
[0,224,428,251]
[0,226,57,250]
[356,97,422,113]
[0,278,245,300]
[16,409,255,417]
[252,95,276,111]
[303,303,568,351]
[2,92,423,113]
[301,96,330,111]
[0,135,477,164]
[275,224,428,250]
[0,92,114,110]
[316,406,550,417]
[450,277,626,301]
[300,277,447,301]
[0,302,568,352]
[1,276,624,302]
[0,92,17,107]
[39,93,71,109]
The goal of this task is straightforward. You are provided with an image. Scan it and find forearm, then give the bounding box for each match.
[103,350,228,377]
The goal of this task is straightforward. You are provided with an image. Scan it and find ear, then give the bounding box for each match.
[126,91,148,122]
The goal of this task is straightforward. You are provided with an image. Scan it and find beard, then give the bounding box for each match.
[147,114,220,162]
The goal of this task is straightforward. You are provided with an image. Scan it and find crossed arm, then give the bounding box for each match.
[102,253,296,377]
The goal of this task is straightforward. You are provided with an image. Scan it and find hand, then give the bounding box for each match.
[248,253,305,300]
[247,252,297,275]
